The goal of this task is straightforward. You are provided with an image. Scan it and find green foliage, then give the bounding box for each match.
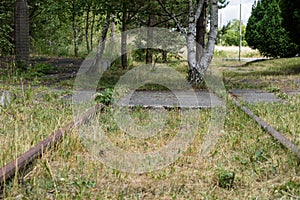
[20,63,54,80]
[217,169,235,189]
[132,49,146,62]
[0,0,14,56]
[274,180,300,197]
[218,19,247,46]
[30,63,54,74]
[27,63,53,75]
[95,88,114,105]
[245,0,299,58]
[280,0,300,50]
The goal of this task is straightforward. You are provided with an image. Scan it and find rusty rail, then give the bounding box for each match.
[231,95,300,159]
[0,104,103,188]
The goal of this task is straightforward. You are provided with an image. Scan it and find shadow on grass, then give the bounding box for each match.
[232,59,300,77]
[242,64,300,77]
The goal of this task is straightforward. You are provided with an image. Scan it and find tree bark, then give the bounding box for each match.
[146,14,155,64]
[188,0,218,85]
[196,0,207,63]
[111,14,116,39]
[15,0,30,69]
[187,0,197,73]
[85,6,90,53]
[198,0,218,74]
[87,13,110,74]
[121,10,128,69]
[156,0,217,85]
[90,12,95,51]
[72,3,78,57]
[162,50,167,62]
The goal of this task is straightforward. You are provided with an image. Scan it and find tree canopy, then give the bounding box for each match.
[245,0,299,58]
[218,19,247,46]
[0,0,227,84]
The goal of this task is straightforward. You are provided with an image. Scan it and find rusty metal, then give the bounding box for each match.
[231,95,300,159]
[0,104,103,187]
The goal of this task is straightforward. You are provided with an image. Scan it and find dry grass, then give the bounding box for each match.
[2,101,299,199]
[0,86,72,167]
[214,46,261,59]
[1,54,300,199]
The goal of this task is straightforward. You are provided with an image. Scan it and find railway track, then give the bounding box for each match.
[0,104,104,192]
[230,94,300,159]
[0,95,299,195]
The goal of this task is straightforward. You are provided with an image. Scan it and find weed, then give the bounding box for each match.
[95,88,114,105]
[266,86,280,93]
[217,169,235,189]
[248,95,300,146]
[0,86,72,168]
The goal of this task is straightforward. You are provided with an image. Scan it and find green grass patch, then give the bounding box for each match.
[248,95,300,146]
[223,57,300,90]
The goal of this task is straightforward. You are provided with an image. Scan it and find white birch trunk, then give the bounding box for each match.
[87,13,110,74]
[187,0,218,83]
[198,0,218,75]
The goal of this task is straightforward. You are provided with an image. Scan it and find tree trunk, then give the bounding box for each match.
[90,12,95,51]
[196,0,207,63]
[121,10,128,69]
[15,0,29,69]
[188,0,218,85]
[72,3,78,57]
[162,50,167,62]
[85,6,90,53]
[87,13,110,74]
[187,0,197,75]
[111,14,116,39]
[198,0,218,74]
[146,14,155,64]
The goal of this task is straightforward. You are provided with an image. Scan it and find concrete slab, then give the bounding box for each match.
[230,89,282,104]
[117,90,224,108]
[285,90,300,96]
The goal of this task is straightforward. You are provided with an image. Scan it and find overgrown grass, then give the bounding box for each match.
[0,86,72,168]
[1,100,299,199]
[223,57,300,90]
[248,94,300,146]
[1,52,300,199]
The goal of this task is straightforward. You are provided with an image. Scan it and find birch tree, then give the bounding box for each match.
[87,13,111,74]
[158,0,219,85]
[187,0,219,84]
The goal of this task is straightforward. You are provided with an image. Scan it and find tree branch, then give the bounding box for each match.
[152,12,187,27]
[195,0,204,23]
[157,0,186,33]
